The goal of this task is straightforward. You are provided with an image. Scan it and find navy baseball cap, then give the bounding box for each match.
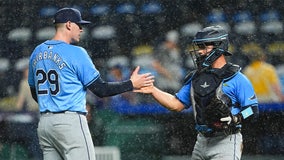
[53,8,91,24]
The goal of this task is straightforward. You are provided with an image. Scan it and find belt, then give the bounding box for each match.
[199,128,241,137]
[40,110,87,116]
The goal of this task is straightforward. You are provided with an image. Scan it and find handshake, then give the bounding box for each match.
[130,66,155,90]
[130,66,155,93]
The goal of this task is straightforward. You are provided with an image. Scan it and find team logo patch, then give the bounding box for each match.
[223,83,229,87]
[200,82,210,88]
[249,94,256,100]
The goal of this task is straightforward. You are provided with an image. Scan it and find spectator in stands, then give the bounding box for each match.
[243,43,284,103]
[14,58,42,160]
[130,41,159,103]
[107,64,137,108]
[152,30,183,94]
[0,58,11,99]
[16,59,38,112]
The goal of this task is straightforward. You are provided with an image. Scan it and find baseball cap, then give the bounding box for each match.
[53,8,91,24]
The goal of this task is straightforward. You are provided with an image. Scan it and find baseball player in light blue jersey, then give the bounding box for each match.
[28,8,154,160]
[136,26,259,160]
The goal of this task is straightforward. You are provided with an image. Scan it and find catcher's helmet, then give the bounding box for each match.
[191,25,231,69]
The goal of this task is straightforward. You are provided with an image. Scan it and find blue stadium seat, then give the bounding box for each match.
[232,10,256,36]
[90,4,110,16]
[116,2,136,14]
[140,1,162,15]
[206,9,231,32]
[39,6,58,18]
[259,9,283,42]
[259,10,282,34]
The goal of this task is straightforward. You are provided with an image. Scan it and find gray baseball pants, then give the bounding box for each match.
[191,132,243,160]
[37,111,96,160]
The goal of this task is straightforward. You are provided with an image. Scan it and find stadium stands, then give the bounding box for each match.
[0,1,283,159]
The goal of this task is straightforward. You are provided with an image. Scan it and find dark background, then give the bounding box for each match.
[0,0,283,159]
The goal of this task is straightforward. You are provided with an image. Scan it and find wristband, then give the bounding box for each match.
[241,107,253,119]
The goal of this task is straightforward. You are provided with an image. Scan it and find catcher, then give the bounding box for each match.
[137,25,259,160]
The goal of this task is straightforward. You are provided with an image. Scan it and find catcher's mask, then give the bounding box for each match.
[190,25,232,70]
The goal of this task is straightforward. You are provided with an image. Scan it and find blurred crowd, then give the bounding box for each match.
[1,0,284,110]
[0,1,284,159]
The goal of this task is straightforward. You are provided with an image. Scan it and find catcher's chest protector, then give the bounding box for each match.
[190,64,240,125]
[191,72,225,124]
[191,72,222,107]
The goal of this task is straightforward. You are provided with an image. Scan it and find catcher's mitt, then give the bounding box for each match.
[204,97,231,130]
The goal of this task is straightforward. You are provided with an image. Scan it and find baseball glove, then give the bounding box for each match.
[204,97,231,130]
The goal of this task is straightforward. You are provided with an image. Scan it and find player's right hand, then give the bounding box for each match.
[130,66,155,89]
[134,85,155,94]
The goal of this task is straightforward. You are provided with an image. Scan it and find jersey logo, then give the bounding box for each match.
[200,82,210,88]
[249,94,256,100]
[223,83,229,87]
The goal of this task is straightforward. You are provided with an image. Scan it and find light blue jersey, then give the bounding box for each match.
[28,40,100,113]
[176,71,258,115]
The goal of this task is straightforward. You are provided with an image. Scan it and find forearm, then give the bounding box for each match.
[16,95,24,110]
[151,87,184,112]
[87,78,133,98]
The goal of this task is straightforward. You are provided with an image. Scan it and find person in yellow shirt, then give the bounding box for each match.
[243,43,284,103]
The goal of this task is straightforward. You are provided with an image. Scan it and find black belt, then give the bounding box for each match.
[40,110,87,116]
[199,128,241,137]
